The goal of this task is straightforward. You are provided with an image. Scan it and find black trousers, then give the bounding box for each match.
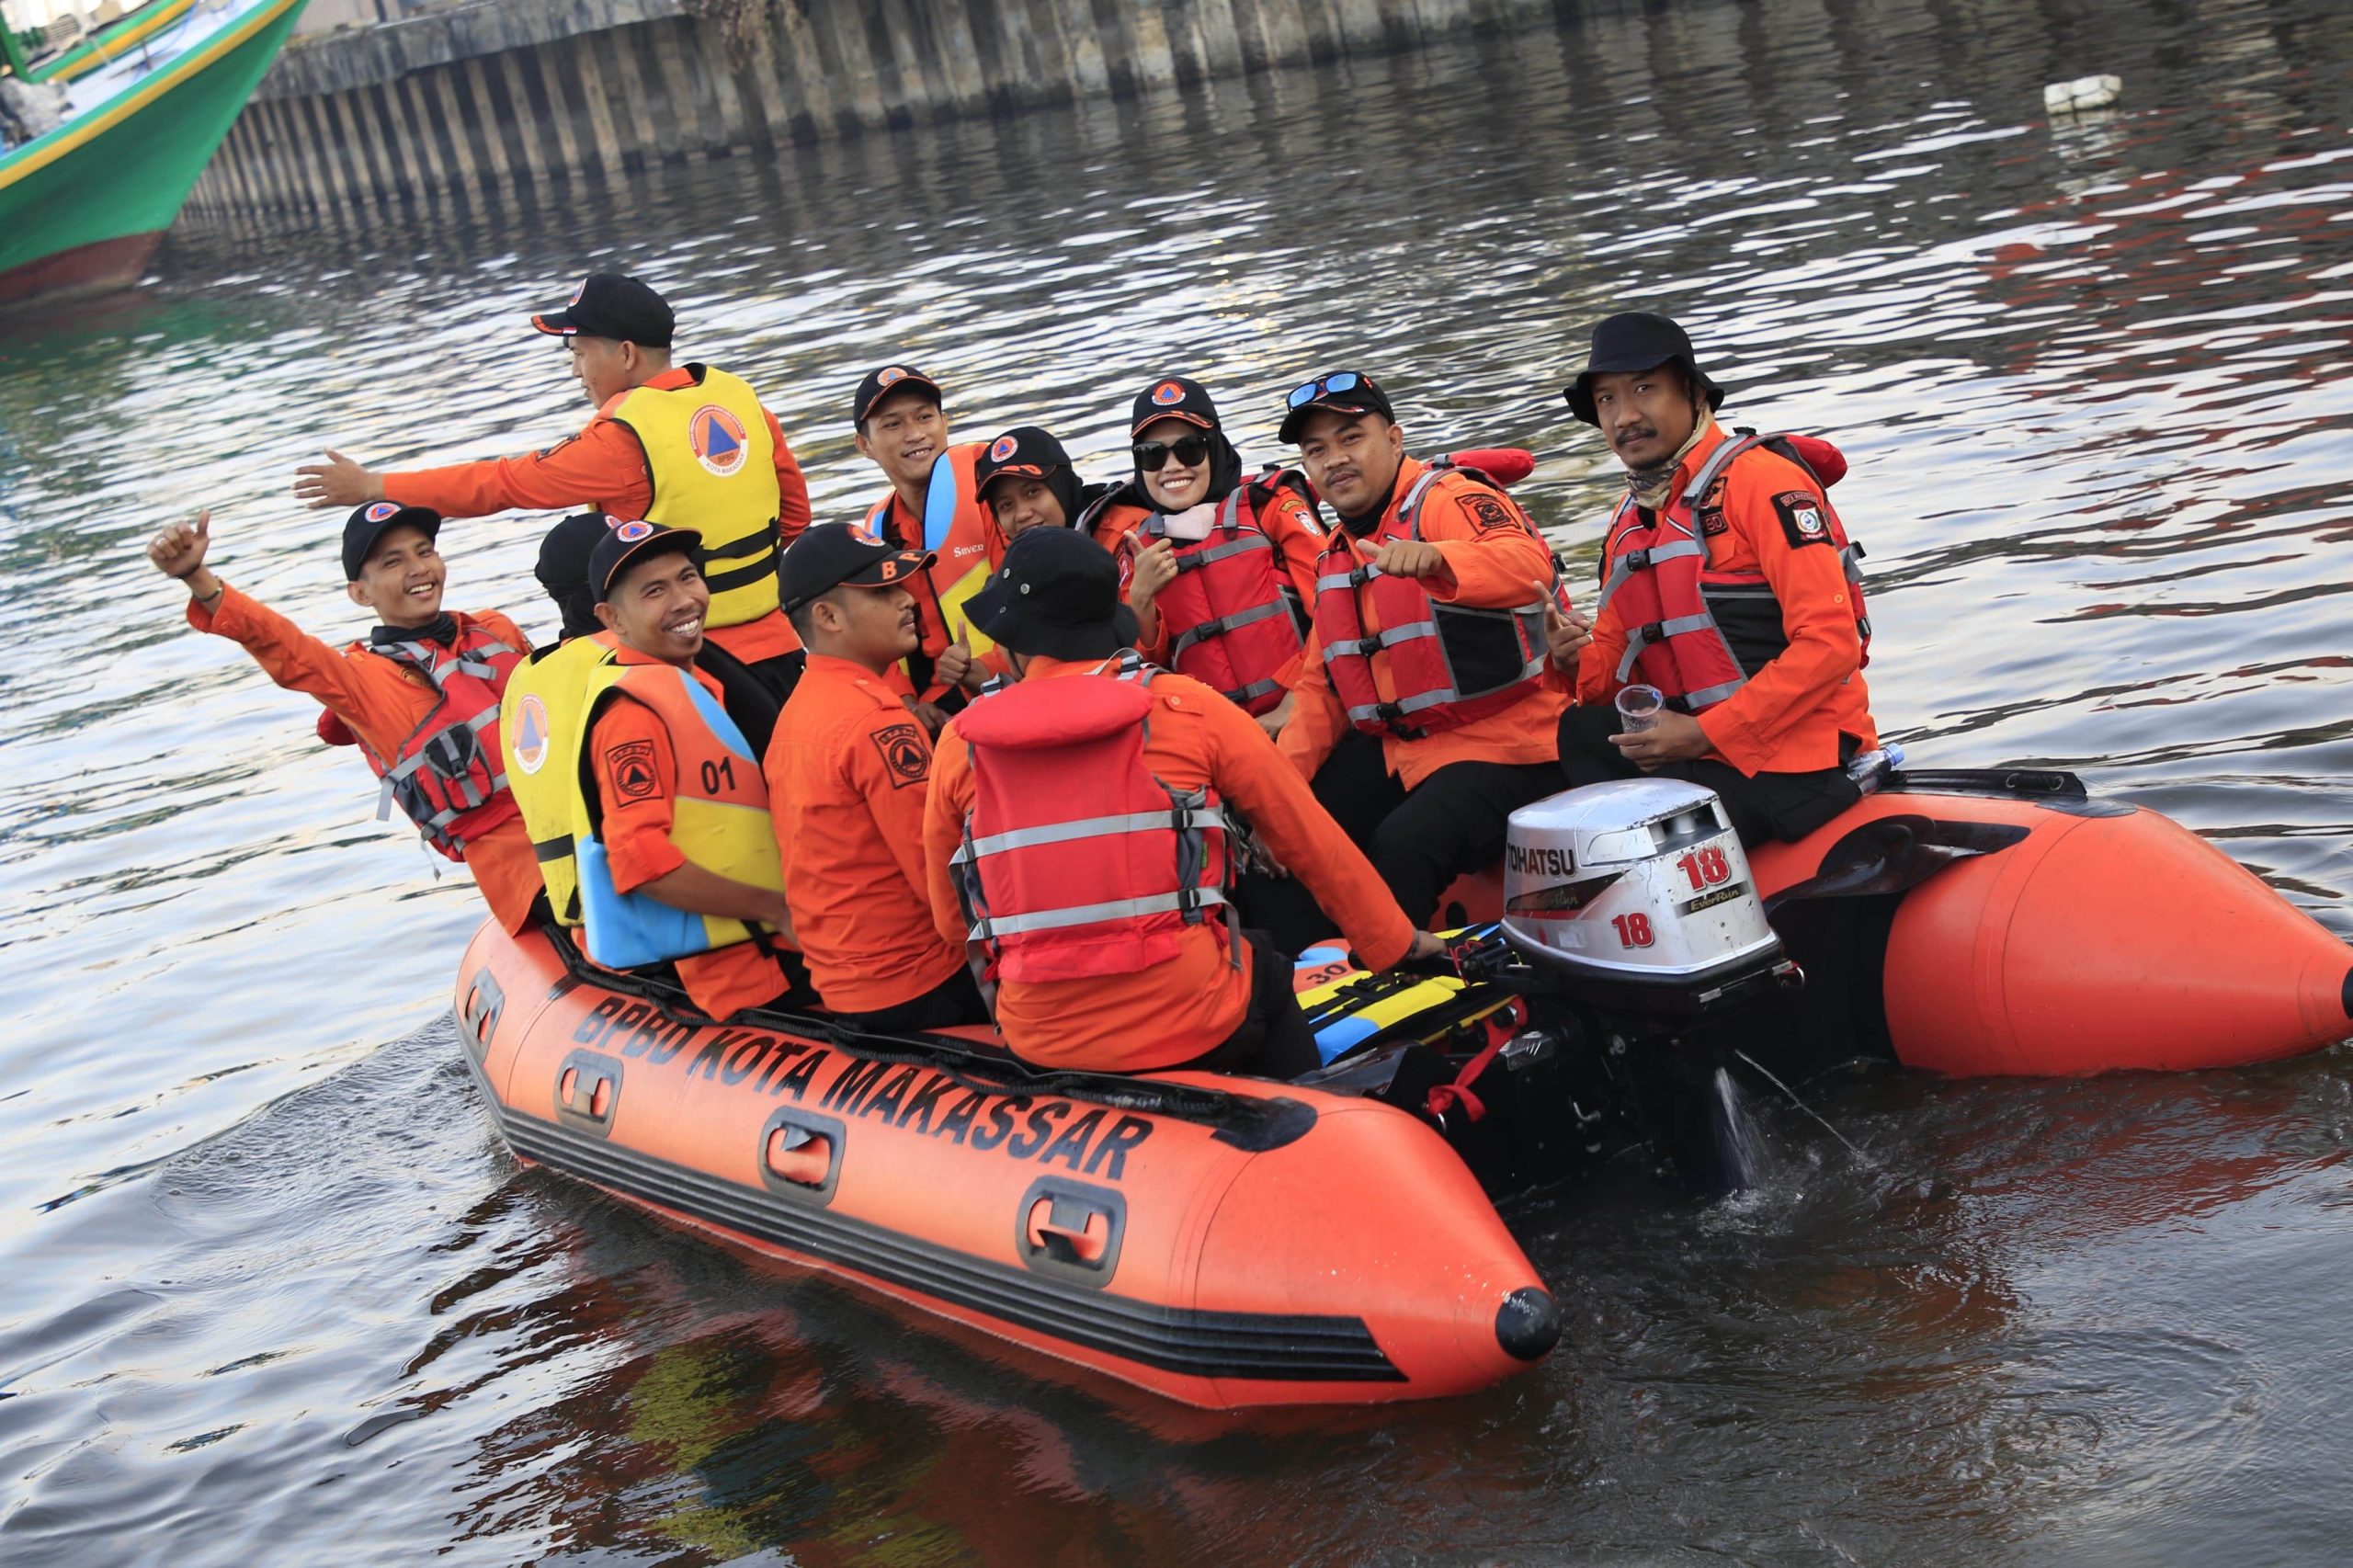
[1178,929,1322,1080]
[1554,706,1859,847]
[1233,732,1560,948]
[844,967,991,1035]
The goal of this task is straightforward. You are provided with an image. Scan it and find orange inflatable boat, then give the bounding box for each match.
[452,923,1559,1412]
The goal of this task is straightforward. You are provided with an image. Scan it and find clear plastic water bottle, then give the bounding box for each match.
[1845,741,1906,795]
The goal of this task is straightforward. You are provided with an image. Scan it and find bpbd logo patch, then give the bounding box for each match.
[1150,381,1185,406]
[989,434,1019,462]
[511,694,552,775]
[364,501,402,522]
[689,404,749,477]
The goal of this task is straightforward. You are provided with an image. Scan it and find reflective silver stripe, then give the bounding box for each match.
[1393,468,1446,535]
[1680,433,1762,508]
[1168,597,1293,663]
[1615,612,1721,681]
[1682,677,1745,708]
[1222,676,1285,706]
[1315,565,1376,594]
[1596,536,1708,618]
[961,805,1229,860]
[1176,533,1272,574]
[968,887,1229,941]
[380,703,501,783]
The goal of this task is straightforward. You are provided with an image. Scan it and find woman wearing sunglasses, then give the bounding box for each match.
[1076,378,1325,732]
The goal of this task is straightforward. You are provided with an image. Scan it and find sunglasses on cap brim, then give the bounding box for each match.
[1287,370,1364,408]
[1132,436,1211,472]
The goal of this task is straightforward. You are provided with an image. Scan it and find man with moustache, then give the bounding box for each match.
[1559,312,1878,846]
[294,274,813,698]
[569,520,808,1022]
[1274,371,1568,927]
[767,525,990,1033]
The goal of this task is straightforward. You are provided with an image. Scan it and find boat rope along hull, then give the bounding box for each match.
[454,923,1558,1410]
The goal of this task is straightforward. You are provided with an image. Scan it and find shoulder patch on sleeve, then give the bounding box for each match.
[1457,489,1524,536]
[603,739,660,802]
[1773,491,1833,549]
[870,720,931,790]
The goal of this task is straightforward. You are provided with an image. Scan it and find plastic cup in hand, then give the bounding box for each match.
[1614,684,1665,733]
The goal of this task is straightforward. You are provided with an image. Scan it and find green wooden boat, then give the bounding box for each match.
[0,0,306,310]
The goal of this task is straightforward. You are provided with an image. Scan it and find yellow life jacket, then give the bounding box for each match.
[498,633,616,926]
[608,365,781,631]
[569,658,785,970]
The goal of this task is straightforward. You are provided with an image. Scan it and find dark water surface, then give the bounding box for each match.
[5,0,2352,1560]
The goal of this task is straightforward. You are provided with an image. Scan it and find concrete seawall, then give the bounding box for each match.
[185,0,1569,219]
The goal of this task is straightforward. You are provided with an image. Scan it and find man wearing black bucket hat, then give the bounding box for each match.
[294,272,814,699]
[564,520,812,1023]
[144,502,542,933]
[1557,312,1880,846]
[919,528,1443,1077]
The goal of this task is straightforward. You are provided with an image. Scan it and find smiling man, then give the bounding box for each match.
[850,363,999,721]
[568,520,808,1022]
[292,274,813,698]
[144,503,540,932]
[1271,370,1568,928]
[766,524,989,1033]
[1560,312,1879,846]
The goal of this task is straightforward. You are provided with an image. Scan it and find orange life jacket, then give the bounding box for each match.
[1312,460,1554,739]
[1598,431,1870,712]
[949,664,1236,986]
[1098,472,1315,716]
[357,619,527,859]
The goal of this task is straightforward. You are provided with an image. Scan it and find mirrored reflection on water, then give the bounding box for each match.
[2,0,2349,1559]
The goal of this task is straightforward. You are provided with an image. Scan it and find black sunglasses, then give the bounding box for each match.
[1132,435,1212,472]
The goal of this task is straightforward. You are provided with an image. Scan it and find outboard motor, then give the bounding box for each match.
[1502,778,1796,1015]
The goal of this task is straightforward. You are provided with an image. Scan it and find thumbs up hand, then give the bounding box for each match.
[1540,582,1591,671]
[935,625,977,691]
[148,509,213,580]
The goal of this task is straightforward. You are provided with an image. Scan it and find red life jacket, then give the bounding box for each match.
[1100,472,1315,717]
[1312,460,1555,738]
[949,662,1236,986]
[1597,430,1870,713]
[357,619,527,859]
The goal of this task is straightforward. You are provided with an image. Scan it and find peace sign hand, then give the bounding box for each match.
[1540,582,1591,670]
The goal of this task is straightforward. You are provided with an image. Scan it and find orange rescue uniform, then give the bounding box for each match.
[1280,455,1567,789]
[923,656,1415,1071]
[384,366,813,665]
[187,586,541,933]
[1096,485,1325,685]
[765,653,965,1014]
[587,648,790,1020]
[1575,422,1876,774]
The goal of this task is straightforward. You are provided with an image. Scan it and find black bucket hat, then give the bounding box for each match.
[964,527,1139,661]
[1563,312,1726,426]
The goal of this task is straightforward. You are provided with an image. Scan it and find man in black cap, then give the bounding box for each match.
[763,524,989,1032]
[919,527,1443,1077]
[293,272,813,699]
[849,362,997,719]
[1559,312,1880,846]
[143,502,542,933]
[567,520,809,1022]
[1272,368,1568,932]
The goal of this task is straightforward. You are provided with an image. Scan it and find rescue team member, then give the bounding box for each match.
[928,426,1114,696]
[1561,312,1878,845]
[144,505,541,933]
[1075,377,1324,734]
[850,363,996,721]
[293,273,813,695]
[1275,371,1567,927]
[496,512,795,928]
[767,525,990,1033]
[573,521,813,1021]
[922,528,1445,1078]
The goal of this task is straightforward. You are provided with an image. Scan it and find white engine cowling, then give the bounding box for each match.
[1502,778,1788,1007]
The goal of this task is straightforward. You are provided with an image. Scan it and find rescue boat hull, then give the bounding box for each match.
[454,924,1558,1411]
[1744,772,2353,1076]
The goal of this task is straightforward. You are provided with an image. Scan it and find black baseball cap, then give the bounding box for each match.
[964,527,1140,661]
[537,511,615,639]
[530,273,676,348]
[1563,312,1726,426]
[1130,376,1220,437]
[590,519,703,602]
[1278,369,1396,444]
[974,426,1072,494]
[342,501,441,581]
[779,522,934,614]
[852,363,943,426]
